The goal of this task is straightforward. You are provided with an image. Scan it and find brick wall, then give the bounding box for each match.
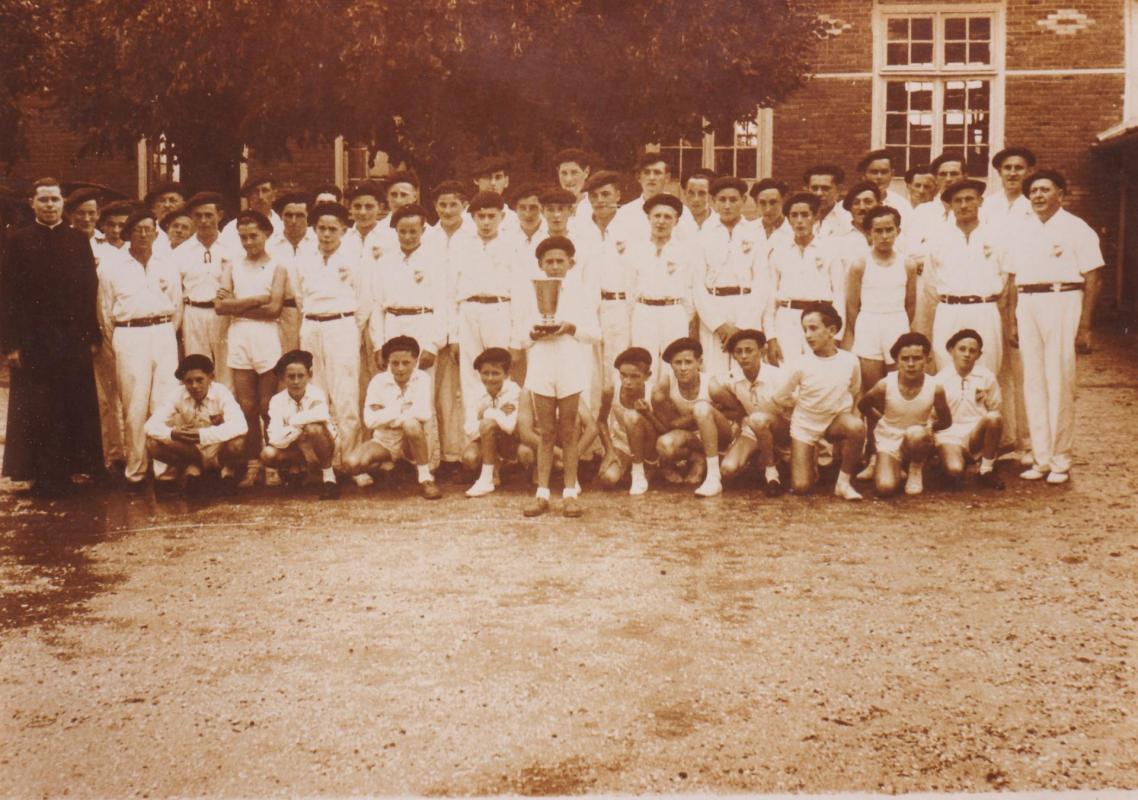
[772,78,874,187]
[1006,1,1123,70]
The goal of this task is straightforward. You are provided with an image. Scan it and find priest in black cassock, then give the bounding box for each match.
[1,178,104,495]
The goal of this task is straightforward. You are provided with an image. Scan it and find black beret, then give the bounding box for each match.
[509,184,543,206]
[857,149,895,173]
[1022,169,1067,194]
[803,164,845,185]
[159,209,192,232]
[641,193,683,216]
[725,328,767,353]
[635,153,668,171]
[945,328,983,352]
[175,354,215,380]
[473,347,512,372]
[346,181,386,202]
[539,188,577,206]
[749,178,788,199]
[582,170,622,194]
[941,178,987,203]
[143,180,187,206]
[432,180,469,202]
[308,202,350,227]
[681,169,718,190]
[64,187,102,212]
[889,331,932,362]
[274,349,314,376]
[991,147,1037,170]
[842,181,882,211]
[662,337,702,363]
[240,174,273,195]
[272,192,310,215]
[710,176,748,197]
[468,191,505,213]
[614,346,652,371]
[234,209,273,233]
[184,191,226,213]
[930,151,966,173]
[97,200,137,224]
[554,148,592,169]
[535,235,575,260]
[471,155,511,177]
[385,170,420,190]
[389,204,429,228]
[121,209,158,240]
[381,335,421,360]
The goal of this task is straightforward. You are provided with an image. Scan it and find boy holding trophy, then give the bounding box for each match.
[512,236,599,517]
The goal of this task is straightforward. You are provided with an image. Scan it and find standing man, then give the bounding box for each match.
[505,184,548,248]
[470,156,517,227]
[857,149,912,222]
[616,153,672,239]
[1006,170,1103,484]
[220,175,280,251]
[269,191,317,353]
[175,191,233,388]
[1,179,103,495]
[675,168,717,243]
[905,165,937,210]
[695,176,775,378]
[554,148,593,220]
[747,179,793,252]
[804,164,849,241]
[909,151,966,248]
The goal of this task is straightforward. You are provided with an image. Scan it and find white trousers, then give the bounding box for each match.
[93,341,125,465]
[698,294,758,378]
[435,346,464,461]
[300,316,361,460]
[182,305,231,388]
[775,306,809,361]
[1016,291,1081,473]
[595,299,632,391]
[932,302,1003,375]
[277,305,301,354]
[114,323,179,482]
[458,301,514,431]
[997,345,1031,452]
[633,303,691,379]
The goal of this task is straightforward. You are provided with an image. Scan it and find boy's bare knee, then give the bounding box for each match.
[301,423,325,437]
[478,417,500,436]
[517,445,535,467]
[983,411,1003,427]
[402,418,424,436]
[905,425,932,445]
[260,446,279,464]
[145,438,162,457]
[461,449,481,471]
[692,401,713,421]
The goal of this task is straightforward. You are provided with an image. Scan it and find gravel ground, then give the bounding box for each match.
[1,332,1137,797]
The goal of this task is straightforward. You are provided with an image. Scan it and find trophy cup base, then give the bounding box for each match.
[533,323,561,333]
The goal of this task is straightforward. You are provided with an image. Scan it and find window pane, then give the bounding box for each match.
[969,42,990,65]
[944,80,966,110]
[887,17,909,40]
[945,17,967,40]
[911,42,934,65]
[912,146,932,168]
[714,150,734,176]
[736,149,757,179]
[658,149,681,177]
[911,123,932,146]
[911,17,933,40]
[886,80,907,107]
[909,82,933,111]
[885,113,908,143]
[969,17,991,39]
[945,42,967,65]
[887,42,908,66]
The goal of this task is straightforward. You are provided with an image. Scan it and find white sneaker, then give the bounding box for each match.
[904,467,924,496]
[353,473,375,487]
[834,482,863,501]
[694,476,722,497]
[465,480,496,498]
[263,468,281,487]
[1020,466,1049,481]
[1045,471,1070,485]
[855,455,877,482]
[629,474,649,496]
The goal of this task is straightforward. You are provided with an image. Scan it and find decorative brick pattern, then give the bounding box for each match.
[1037,8,1096,35]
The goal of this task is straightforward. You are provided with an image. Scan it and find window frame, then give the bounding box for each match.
[871,2,1005,182]
[654,108,774,183]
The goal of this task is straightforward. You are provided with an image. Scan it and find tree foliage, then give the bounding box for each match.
[43,0,817,191]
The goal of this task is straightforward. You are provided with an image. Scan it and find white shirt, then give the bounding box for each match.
[97,248,182,339]
[980,191,1032,233]
[745,217,793,257]
[453,233,526,302]
[695,216,776,333]
[511,266,599,350]
[265,384,337,449]
[774,349,860,417]
[464,378,522,439]
[1006,208,1103,285]
[628,237,697,309]
[769,237,843,304]
[815,205,852,241]
[269,230,318,302]
[219,210,282,252]
[175,235,235,303]
[295,244,366,318]
[884,188,913,223]
[370,244,448,354]
[424,221,479,342]
[674,209,714,244]
[504,217,549,251]
[571,214,635,295]
[926,222,1007,297]
[935,363,1001,427]
[144,381,247,446]
[363,369,433,431]
[730,364,790,417]
[908,202,953,253]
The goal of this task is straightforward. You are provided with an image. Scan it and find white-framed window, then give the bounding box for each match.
[872,4,1004,177]
[654,109,774,182]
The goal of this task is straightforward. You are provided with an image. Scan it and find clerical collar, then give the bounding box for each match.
[35,219,63,230]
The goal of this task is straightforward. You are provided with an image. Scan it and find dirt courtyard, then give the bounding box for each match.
[2,332,1137,797]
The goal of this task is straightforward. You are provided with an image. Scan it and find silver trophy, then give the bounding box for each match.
[532,277,563,333]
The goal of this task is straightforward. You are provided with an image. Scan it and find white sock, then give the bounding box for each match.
[979,458,994,475]
[631,462,646,481]
[706,455,720,478]
[765,465,780,482]
[321,467,336,482]
[563,486,579,499]
[536,486,551,500]
[417,464,433,483]
[836,470,852,487]
[479,464,495,483]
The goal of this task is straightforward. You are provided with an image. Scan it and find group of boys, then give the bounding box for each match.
[22,142,1102,516]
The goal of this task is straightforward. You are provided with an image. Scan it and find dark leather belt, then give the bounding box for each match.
[282,298,298,308]
[1018,282,1083,294]
[638,297,682,306]
[600,291,627,301]
[185,300,214,309]
[462,295,509,304]
[385,306,433,316]
[115,315,173,328]
[708,286,751,297]
[304,311,355,322]
[777,299,823,310]
[939,294,1000,305]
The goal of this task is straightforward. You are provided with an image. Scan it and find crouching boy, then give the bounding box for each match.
[144,354,248,495]
[260,349,340,499]
[596,347,667,496]
[344,335,441,499]
[463,347,528,497]
[934,328,1005,489]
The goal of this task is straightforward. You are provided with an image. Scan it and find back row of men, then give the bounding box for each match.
[9,145,1102,505]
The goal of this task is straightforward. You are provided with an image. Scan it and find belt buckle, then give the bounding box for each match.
[1050,282,1063,292]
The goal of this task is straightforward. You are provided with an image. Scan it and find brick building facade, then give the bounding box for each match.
[4,1,1135,312]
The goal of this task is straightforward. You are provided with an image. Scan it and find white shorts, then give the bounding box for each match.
[852,310,910,364]
[874,421,917,458]
[524,337,586,400]
[935,419,981,453]
[227,320,282,374]
[608,403,643,457]
[790,407,841,446]
[372,426,411,460]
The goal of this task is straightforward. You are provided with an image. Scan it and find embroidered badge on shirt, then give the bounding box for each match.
[982,244,992,259]
[741,240,754,255]
[1052,244,1064,258]
[615,241,626,255]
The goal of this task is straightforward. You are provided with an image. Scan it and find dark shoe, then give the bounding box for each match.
[319,480,340,500]
[523,497,550,517]
[420,480,442,500]
[562,496,582,518]
[124,478,149,494]
[763,478,785,498]
[215,474,238,497]
[977,471,1005,490]
[30,479,69,498]
[183,474,203,497]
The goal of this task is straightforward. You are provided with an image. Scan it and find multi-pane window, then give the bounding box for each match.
[657,137,703,183]
[878,8,1000,176]
[655,110,771,181]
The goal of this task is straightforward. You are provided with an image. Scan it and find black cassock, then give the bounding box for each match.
[0,221,103,483]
